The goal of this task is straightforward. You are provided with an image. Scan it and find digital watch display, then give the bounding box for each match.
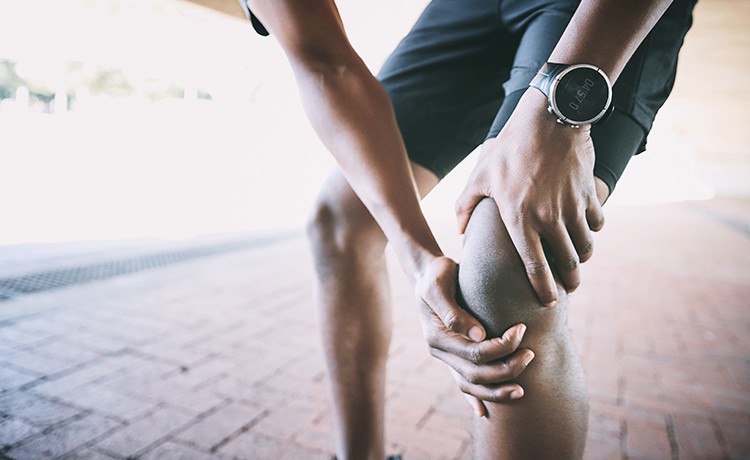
[530,63,613,128]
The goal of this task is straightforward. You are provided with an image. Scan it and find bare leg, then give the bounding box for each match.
[458,180,609,460]
[306,164,439,460]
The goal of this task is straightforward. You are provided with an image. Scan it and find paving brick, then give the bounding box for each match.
[0,349,79,377]
[0,416,41,447]
[251,400,325,441]
[394,428,466,460]
[291,417,335,454]
[59,447,118,459]
[93,406,194,457]
[161,356,236,389]
[623,414,672,459]
[275,443,330,460]
[713,412,750,460]
[134,382,227,416]
[217,431,285,459]
[256,367,328,403]
[55,385,158,421]
[419,409,468,440]
[386,392,436,432]
[584,437,622,460]
[7,413,121,459]
[139,440,225,459]
[0,341,16,357]
[218,380,291,411]
[62,329,129,354]
[29,361,122,397]
[1,192,749,460]
[672,415,726,459]
[0,391,80,427]
[0,327,51,348]
[588,410,621,441]
[25,338,103,367]
[8,315,82,338]
[174,402,265,450]
[0,366,39,392]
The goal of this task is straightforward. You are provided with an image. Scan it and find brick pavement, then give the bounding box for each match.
[0,197,748,459]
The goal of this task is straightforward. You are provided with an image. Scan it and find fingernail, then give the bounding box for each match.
[523,351,535,367]
[517,324,527,339]
[544,300,557,308]
[510,388,524,400]
[468,326,484,342]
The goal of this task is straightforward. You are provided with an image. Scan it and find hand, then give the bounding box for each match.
[455,89,605,306]
[414,256,535,417]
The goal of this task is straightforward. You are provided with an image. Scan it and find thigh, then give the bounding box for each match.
[486,3,577,138]
[378,0,515,179]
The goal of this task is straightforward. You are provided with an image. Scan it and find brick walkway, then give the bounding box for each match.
[0,197,748,459]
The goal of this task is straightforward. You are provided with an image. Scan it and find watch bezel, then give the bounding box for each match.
[548,64,612,126]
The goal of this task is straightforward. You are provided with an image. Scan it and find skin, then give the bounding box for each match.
[456,0,675,307]
[242,0,673,458]
[245,2,533,458]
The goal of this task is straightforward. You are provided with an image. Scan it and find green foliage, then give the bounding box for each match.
[0,56,213,105]
[88,67,134,96]
[0,59,24,99]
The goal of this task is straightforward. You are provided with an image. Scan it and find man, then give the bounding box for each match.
[238,0,696,458]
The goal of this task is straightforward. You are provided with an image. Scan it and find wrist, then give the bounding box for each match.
[528,62,613,128]
[391,233,443,282]
[519,89,591,137]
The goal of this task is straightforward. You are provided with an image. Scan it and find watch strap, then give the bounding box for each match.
[529,62,569,99]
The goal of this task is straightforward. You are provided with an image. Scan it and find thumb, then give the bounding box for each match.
[463,393,487,418]
[422,258,486,342]
[434,300,486,342]
[455,187,484,235]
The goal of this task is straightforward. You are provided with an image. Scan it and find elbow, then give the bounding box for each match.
[288,45,363,78]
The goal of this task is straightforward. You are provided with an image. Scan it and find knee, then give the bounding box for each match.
[305,184,386,271]
[457,199,567,340]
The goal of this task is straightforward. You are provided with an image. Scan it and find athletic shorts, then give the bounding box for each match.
[377,0,697,192]
[240,0,697,193]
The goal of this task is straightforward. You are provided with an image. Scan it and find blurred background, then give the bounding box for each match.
[0,1,749,459]
[1,0,746,247]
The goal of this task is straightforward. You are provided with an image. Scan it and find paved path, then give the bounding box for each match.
[0,197,748,459]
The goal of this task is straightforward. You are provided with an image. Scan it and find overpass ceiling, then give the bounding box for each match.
[182,0,245,19]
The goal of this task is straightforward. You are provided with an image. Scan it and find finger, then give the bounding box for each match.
[433,347,535,385]
[462,392,487,418]
[506,224,557,307]
[586,198,605,232]
[449,368,525,403]
[421,265,486,342]
[544,224,581,292]
[449,369,524,405]
[568,216,595,263]
[423,294,486,342]
[455,188,485,235]
[427,322,527,364]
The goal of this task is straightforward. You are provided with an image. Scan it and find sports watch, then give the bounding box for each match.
[529,63,613,128]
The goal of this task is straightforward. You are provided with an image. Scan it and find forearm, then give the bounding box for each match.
[290,56,442,279]
[244,0,441,279]
[549,0,673,81]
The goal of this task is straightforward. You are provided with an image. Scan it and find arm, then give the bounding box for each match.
[455,0,673,306]
[247,0,437,281]
[245,0,532,413]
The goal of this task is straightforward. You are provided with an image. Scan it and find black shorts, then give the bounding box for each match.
[377,0,697,193]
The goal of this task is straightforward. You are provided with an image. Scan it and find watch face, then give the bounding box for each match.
[553,66,611,124]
